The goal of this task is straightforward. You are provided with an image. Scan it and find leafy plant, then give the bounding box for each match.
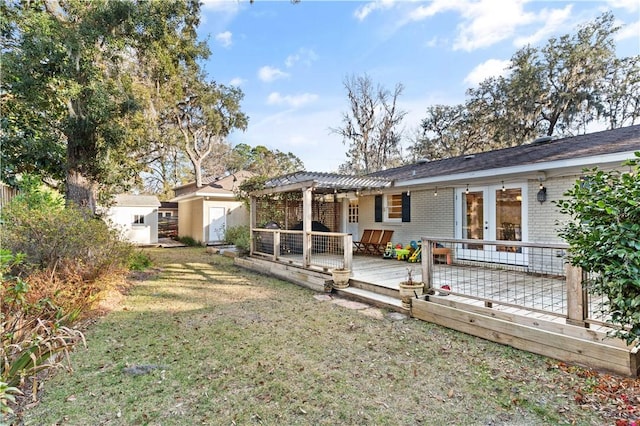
[128,250,152,271]
[224,225,250,251]
[556,152,640,346]
[1,250,86,395]
[0,380,22,416]
[177,236,202,247]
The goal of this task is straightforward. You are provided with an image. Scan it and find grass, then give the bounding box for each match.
[17,247,608,425]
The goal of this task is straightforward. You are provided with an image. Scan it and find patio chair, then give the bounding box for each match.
[353,229,374,254]
[365,229,394,255]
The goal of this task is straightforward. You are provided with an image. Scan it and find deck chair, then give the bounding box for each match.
[366,229,394,255]
[359,229,382,255]
[353,229,374,254]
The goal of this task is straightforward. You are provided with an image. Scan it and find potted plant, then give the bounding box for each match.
[331,268,351,289]
[398,267,424,309]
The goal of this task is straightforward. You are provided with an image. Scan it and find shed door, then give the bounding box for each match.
[208,207,226,242]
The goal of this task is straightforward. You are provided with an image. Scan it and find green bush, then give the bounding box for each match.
[557,153,640,346]
[177,235,202,246]
[128,250,152,271]
[224,225,250,251]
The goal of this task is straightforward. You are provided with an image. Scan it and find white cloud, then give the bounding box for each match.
[258,66,289,83]
[606,0,640,12]
[464,59,512,87]
[285,48,319,68]
[200,0,241,12]
[616,19,640,42]
[229,77,244,87]
[266,92,319,108]
[454,0,537,51]
[354,0,396,21]
[407,0,461,22]
[215,31,233,48]
[513,5,573,47]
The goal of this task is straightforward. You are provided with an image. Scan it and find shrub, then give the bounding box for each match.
[128,250,152,271]
[224,225,250,251]
[557,153,640,346]
[1,250,85,397]
[177,235,202,246]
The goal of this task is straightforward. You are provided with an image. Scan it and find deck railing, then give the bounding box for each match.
[421,237,597,327]
[252,228,352,272]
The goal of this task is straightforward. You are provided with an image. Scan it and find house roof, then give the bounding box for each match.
[370,124,640,184]
[114,194,161,207]
[260,171,391,195]
[171,170,255,201]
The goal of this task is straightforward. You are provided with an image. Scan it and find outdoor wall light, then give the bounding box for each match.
[465,184,469,194]
[537,186,547,203]
[434,186,438,196]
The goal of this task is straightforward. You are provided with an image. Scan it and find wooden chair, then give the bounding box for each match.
[353,229,374,254]
[432,244,452,265]
[361,230,383,254]
[365,229,394,255]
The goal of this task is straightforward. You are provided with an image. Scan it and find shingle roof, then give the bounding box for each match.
[114,194,161,207]
[264,171,391,193]
[370,124,640,181]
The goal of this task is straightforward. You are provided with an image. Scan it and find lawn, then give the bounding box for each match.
[16,247,631,425]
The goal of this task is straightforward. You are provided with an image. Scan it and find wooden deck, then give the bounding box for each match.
[236,253,639,377]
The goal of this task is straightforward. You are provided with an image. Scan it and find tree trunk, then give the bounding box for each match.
[66,168,97,213]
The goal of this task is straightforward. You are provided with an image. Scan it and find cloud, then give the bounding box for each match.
[354,0,396,21]
[607,0,640,12]
[285,48,319,68]
[453,0,537,51]
[258,66,289,82]
[266,92,319,108]
[513,5,573,47]
[215,31,233,48]
[229,77,244,87]
[463,59,512,87]
[407,0,460,21]
[616,19,640,41]
[200,0,241,12]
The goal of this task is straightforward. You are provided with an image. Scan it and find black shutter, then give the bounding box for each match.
[374,195,382,222]
[402,192,411,222]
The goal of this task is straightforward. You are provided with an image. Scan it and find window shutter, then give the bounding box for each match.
[402,192,411,222]
[374,195,382,222]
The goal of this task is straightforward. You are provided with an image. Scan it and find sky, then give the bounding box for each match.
[197,0,640,173]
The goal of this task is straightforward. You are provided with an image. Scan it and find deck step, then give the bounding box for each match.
[335,286,404,312]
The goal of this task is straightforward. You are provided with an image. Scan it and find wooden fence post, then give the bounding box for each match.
[566,264,588,327]
[422,238,433,291]
[343,234,353,271]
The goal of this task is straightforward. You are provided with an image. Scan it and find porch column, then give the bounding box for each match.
[422,237,433,291]
[302,187,312,268]
[250,196,256,255]
[566,264,588,327]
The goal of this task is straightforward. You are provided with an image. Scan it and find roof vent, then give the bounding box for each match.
[532,135,553,144]
[464,154,475,160]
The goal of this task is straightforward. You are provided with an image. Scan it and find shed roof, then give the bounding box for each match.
[172,170,255,200]
[114,194,161,207]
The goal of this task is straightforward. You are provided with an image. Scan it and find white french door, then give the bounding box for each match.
[208,207,226,242]
[455,184,528,265]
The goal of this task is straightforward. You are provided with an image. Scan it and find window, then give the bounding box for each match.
[348,201,359,223]
[133,214,145,225]
[386,194,402,221]
[375,192,410,223]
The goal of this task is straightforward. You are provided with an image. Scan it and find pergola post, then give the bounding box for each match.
[302,187,312,268]
[250,196,256,255]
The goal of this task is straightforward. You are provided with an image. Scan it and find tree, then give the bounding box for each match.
[226,144,304,176]
[556,153,640,347]
[332,74,406,174]
[411,12,639,160]
[1,0,207,211]
[167,73,248,188]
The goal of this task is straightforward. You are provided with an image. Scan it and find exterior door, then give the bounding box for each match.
[343,199,359,238]
[208,207,226,242]
[456,184,527,265]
